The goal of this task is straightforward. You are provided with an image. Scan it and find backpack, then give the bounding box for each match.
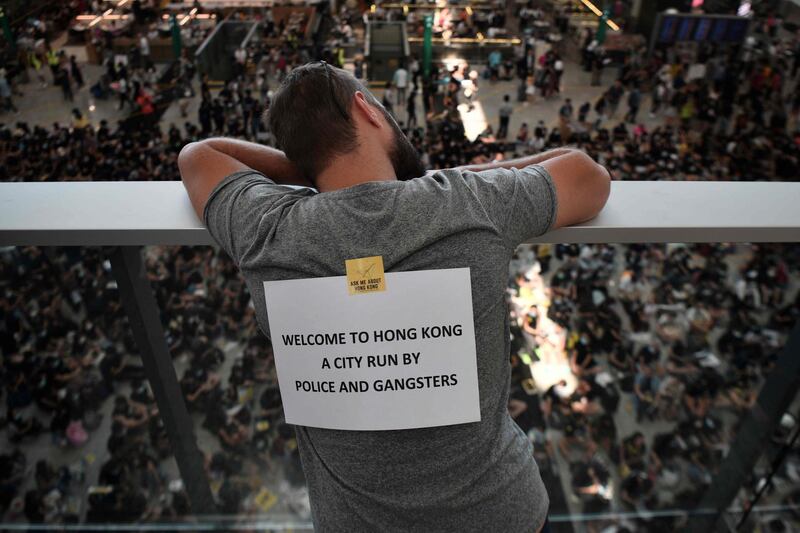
[67,420,88,446]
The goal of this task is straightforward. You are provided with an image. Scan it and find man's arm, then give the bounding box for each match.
[178,138,310,219]
[453,148,574,173]
[457,147,611,230]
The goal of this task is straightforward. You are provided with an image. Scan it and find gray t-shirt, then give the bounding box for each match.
[204,165,558,532]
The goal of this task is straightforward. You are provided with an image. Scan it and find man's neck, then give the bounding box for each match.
[314,150,397,193]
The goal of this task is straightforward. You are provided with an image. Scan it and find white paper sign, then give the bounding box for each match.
[263,268,481,431]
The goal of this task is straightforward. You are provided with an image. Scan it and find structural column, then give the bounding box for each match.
[108,246,216,515]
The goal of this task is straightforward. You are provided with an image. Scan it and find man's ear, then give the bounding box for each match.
[353,91,382,127]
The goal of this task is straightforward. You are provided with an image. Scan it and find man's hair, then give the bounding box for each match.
[267,62,381,181]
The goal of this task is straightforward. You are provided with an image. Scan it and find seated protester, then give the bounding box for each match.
[717,373,757,413]
[149,416,171,459]
[259,385,283,421]
[633,363,660,422]
[129,379,155,411]
[770,293,800,331]
[541,379,571,427]
[228,358,254,404]
[569,378,603,416]
[547,296,572,329]
[6,409,43,443]
[34,460,58,493]
[649,431,683,488]
[636,344,659,366]
[550,264,577,299]
[585,316,620,355]
[686,446,713,487]
[0,449,26,513]
[683,375,713,420]
[589,412,617,456]
[594,301,622,331]
[219,409,250,454]
[24,489,46,524]
[620,470,655,512]
[618,431,647,475]
[664,341,699,378]
[686,304,714,352]
[571,459,611,514]
[569,338,600,377]
[218,476,246,515]
[509,352,534,388]
[50,354,83,390]
[609,342,635,375]
[656,373,685,421]
[106,421,127,457]
[180,361,220,413]
[558,412,596,461]
[112,395,149,435]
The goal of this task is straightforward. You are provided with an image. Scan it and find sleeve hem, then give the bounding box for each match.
[202,170,269,227]
[531,164,559,235]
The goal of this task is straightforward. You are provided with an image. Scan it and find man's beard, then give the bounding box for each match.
[383,109,426,181]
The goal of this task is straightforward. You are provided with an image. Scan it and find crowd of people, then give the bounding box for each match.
[2,2,800,531]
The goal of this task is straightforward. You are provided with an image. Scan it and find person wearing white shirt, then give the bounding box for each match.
[392,66,409,106]
[234,47,247,79]
[139,34,151,68]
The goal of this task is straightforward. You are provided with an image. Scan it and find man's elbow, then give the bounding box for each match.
[177,141,206,182]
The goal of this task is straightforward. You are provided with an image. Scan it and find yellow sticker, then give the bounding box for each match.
[345,256,386,295]
[255,487,278,512]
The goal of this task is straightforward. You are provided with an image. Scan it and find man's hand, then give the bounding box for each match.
[178,138,310,219]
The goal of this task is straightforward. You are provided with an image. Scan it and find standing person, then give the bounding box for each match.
[45,46,60,85]
[0,69,18,113]
[516,121,529,144]
[558,98,573,142]
[199,97,213,136]
[488,50,502,81]
[139,33,151,69]
[497,94,513,139]
[406,88,417,129]
[606,80,624,118]
[553,53,564,94]
[409,55,421,88]
[625,85,641,123]
[178,61,610,533]
[234,46,247,80]
[593,94,607,129]
[559,98,574,125]
[650,80,666,117]
[57,67,73,102]
[392,64,409,107]
[69,55,84,89]
[354,58,364,80]
[29,51,47,88]
[578,101,591,124]
[72,108,90,130]
[241,89,258,139]
[117,75,129,110]
[590,46,605,86]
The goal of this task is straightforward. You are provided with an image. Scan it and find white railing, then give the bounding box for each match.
[1,181,799,246]
[1,180,799,532]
